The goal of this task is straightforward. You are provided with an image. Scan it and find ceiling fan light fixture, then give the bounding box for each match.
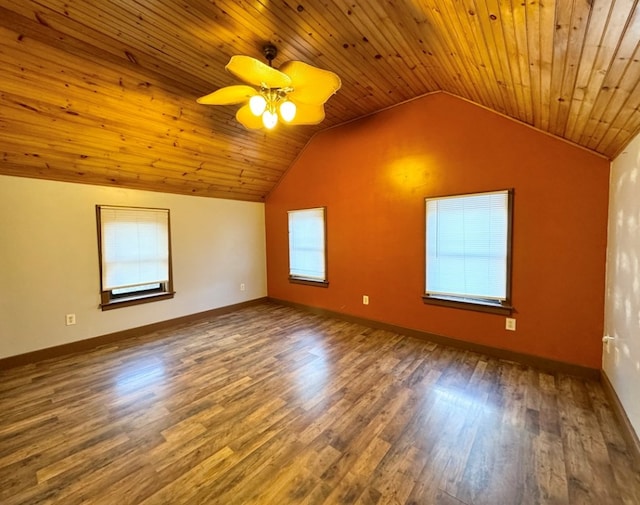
[262,109,278,129]
[249,94,267,116]
[279,100,297,122]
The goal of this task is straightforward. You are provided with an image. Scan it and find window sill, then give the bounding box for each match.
[100,291,175,311]
[422,294,513,316]
[288,277,329,288]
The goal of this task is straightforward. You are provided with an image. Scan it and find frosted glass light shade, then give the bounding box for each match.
[262,109,278,129]
[279,100,297,122]
[249,95,267,116]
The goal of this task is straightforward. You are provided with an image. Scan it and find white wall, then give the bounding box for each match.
[604,133,640,438]
[0,175,267,359]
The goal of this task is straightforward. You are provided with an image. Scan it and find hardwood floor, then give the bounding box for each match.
[1,302,639,504]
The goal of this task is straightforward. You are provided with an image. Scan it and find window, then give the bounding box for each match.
[96,205,174,310]
[288,207,328,286]
[424,189,513,314]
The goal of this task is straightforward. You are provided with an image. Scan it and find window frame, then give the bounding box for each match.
[422,189,514,315]
[96,205,175,311]
[287,206,329,287]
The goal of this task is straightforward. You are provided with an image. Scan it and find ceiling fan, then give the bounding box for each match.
[197,44,341,130]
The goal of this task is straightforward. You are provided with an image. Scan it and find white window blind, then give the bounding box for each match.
[426,190,509,301]
[99,206,170,291]
[288,207,326,281]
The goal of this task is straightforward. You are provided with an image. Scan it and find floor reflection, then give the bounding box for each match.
[290,331,330,405]
[432,384,488,412]
[114,355,167,396]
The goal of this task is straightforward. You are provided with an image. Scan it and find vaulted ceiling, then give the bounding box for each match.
[1,1,638,202]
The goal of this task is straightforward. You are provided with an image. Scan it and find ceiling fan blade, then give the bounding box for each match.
[288,102,326,125]
[279,61,341,105]
[236,104,264,130]
[226,55,292,88]
[196,85,257,105]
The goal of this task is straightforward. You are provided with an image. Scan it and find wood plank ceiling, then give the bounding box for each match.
[1,0,639,202]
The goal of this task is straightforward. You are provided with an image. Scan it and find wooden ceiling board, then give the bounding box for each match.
[1,0,637,201]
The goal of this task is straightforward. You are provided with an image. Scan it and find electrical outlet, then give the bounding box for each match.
[363,295,369,305]
[240,283,245,291]
[65,314,76,326]
[505,317,516,331]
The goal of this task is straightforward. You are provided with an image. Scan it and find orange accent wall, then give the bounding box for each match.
[265,92,610,369]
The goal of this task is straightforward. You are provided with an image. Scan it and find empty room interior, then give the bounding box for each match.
[1,0,640,504]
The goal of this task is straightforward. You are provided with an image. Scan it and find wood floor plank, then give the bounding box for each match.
[0,302,638,504]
